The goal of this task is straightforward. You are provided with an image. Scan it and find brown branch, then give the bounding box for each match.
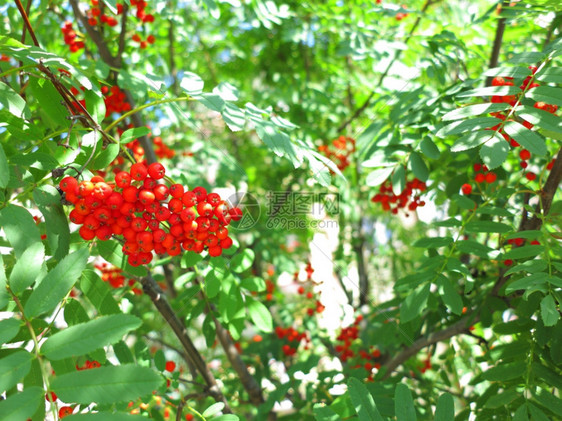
[117,3,129,62]
[14,0,39,46]
[337,0,436,133]
[381,315,478,379]
[520,147,562,232]
[485,1,508,86]
[140,274,232,413]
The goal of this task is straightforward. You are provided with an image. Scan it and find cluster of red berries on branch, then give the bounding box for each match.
[68,84,131,119]
[334,315,383,381]
[294,262,326,315]
[86,0,120,27]
[0,54,11,62]
[275,326,310,356]
[371,176,426,214]
[318,136,355,171]
[488,67,558,173]
[59,162,242,266]
[418,354,432,374]
[94,261,142,294]
[61,21,85,53]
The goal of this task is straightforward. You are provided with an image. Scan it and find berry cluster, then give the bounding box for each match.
[274,326,310,356]
[130,0,156,48]
[86,0,119,27]
[102,85,132,117]
[318,136,355,171]
[59,162,241,266]
[61,21,85,53]
[371,176,426,214]
[419,354,432,373]
[294,262,326,315]
[94,261,142,294]
[0,54,10,62]
[334,315,383,382]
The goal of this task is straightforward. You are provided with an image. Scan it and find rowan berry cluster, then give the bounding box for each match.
[318,135,355,171]
[0,54,10,61]
[275,326,310,356]
[371,176,426,214]
[59,162,241,266]
[86,0,119,27]
[94,261,138,291]
[130,0,156,48]
[335,315,383,381]
[294,262,326,315]
[488,67,558,175]
[61,21,84,53]
[102,85,132,117]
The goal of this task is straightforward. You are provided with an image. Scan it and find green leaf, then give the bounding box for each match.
[120,127,151,145]
[504,259,547,275]
[41,314,141,360]
[231,249,255,273]
[450,130,495,152]
[212,416,240,421]
[181,251,203,269]
[502,121,546,156]
[0,81,29,119]
[113,341,135,365]
[392,165,406,195]
[0,205,41,258]
[527,86,562,107]
[419,136,440,159]
[240,276,266,292]
[0,350,33,393]
[255,122,302,167]
[92,143,120,170]
[365,166,394,186]
[202,313,216,347]
[222,103,246,132]
[347,377,384,421]
[8,242,44,295]
[0,386,43,421]
[202,402,225,417]
[434,393,454,421]
[247,296,273,333]
[0,318,21,345]
[535,66,562,84]
[508,52,545,64]
[437,117,502,138]
[465,221,511,233]
[484,388,519,408]
[395,383,416,421]
[65,413,149,421]
[540,295,559,327]
[313,404,343,420]
[51,364,163,404]
[0,143,9,188]
[84,88,106,124]
[533,388,562,416]
[479,132,510,169]
[437,275,463,315]
[457,85,521,98]
[482,361,526,381]
[401,283,431,324]
[513,403,529,421]
[194,93,226,112]
[24,247,89,318]
[484,66,533,78]
[0,255,8,311]
[33,184,70,261]
[205,269,222,299]
[442,103,509,121]
[80,270,121,315]
[413,237,453,248]
[527,403,550,421]
[505,273,548,294]
[180,71,204,95]
[503,245,544,260]
[515,105,562,134]
[408,152,428,182]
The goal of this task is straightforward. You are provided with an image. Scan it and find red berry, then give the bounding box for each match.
[461,183,472,195]
[147,162,165,180]
[59,406,73,418]
[485,172,497,183]
[474,173,485,183]
[165,361,176,373]
[130,163,148,181]
[519,149,531,160]
[525,172,536,181]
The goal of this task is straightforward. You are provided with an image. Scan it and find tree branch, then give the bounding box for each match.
[486,1,508,86]
[381,315,478,379]
[140,274,232,413]
[337,0,436,133]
